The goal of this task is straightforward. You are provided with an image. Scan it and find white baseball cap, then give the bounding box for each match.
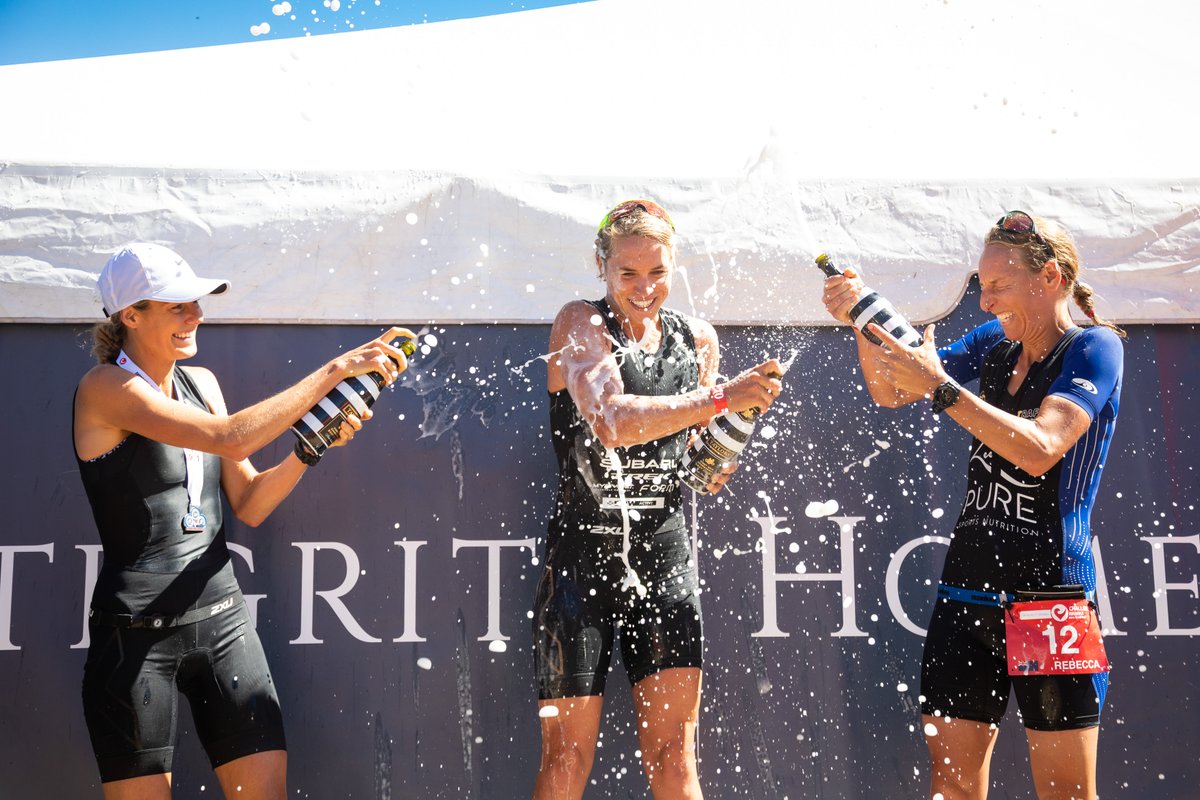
[98,243,230,317]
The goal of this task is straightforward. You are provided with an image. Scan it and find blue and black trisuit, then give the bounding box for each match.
[921,319,1123,730]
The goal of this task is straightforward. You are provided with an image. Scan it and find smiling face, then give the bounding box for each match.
[977,242,1062,341]
[600,234,674,337]
[123,299,205,363]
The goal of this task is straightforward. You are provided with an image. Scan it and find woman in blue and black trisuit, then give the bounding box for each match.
[530,200,784,800]
[823,212,1124,800]
[75,242,414,799]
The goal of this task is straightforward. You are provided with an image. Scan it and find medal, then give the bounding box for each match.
[116,350,209,536]
[182,505,208,532]
[179,448,206,534]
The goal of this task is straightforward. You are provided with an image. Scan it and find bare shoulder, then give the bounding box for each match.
[179,365,227,414]
[77,362,131,400]
[550,300,608,346]
[548,300,617,394]
[552,299,602,330]
[685,315,718,349]
[74,363,139,435]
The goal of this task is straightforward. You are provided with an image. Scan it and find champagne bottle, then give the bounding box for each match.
[291,338,418,457]
[677,369,782,494]
[815,253,921,348]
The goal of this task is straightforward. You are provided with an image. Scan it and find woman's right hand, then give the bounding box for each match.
[823,265,867,325]
[333,326,417,386]
[719,358,784,414]
[328,407,372,448]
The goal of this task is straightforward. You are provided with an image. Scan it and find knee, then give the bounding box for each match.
[540,739,594,784]
[930,758,983,795]
[642,736,696,787]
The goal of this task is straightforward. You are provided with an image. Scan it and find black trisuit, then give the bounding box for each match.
[76,366,285,782]
[533,299,704,698]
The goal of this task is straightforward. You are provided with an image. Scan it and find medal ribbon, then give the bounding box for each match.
[116,350,206,531]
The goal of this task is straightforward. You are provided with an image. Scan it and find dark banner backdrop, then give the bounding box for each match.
[1,285,1197,798]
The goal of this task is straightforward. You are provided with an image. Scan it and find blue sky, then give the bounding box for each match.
[0,0,589,66]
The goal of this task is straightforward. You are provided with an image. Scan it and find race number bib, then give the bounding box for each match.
[1005,597,1109,676]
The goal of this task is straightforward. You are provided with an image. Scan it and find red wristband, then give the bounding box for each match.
[710,385,729,414]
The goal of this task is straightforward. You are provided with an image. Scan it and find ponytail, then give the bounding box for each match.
[89,301,149,364]
[1072,280,1126,339]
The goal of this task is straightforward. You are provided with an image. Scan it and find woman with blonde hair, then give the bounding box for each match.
[531,200,784,799]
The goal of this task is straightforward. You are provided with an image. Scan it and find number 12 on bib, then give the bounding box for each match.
[1004,598,1110,676]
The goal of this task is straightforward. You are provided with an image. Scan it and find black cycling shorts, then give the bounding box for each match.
[920,597,1108,731]
[533,528,703,699]
[82,601,286,782]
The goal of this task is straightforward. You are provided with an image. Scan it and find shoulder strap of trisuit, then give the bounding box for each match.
[588,298,624,347]
[978,338,1021,403]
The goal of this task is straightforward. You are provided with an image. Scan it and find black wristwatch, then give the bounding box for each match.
[931,380,961,414]
[294,440,322,467]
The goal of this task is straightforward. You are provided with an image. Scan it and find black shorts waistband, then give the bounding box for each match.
[89,590,243,630]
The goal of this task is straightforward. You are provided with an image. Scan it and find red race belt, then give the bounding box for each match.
[1004,589,1109,677]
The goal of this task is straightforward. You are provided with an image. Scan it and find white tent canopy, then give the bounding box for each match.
[2,0,1198,324]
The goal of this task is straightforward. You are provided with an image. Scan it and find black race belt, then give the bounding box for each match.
[88,590,243,630]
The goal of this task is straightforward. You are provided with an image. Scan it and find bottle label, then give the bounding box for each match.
[695,433,739,463]
[704,422,747,460]
[678,411,758,492]
[679,454,721,492]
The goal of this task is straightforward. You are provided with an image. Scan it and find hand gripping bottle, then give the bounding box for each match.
[291,338,418,458]
[678,369,783,494]
[815,253,921,348]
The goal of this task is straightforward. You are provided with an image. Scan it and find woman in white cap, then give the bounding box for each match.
[74,242,414,799]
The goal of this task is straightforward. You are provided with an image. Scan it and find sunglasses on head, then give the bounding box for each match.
[597,199,675,234]
[995,210,1053,254]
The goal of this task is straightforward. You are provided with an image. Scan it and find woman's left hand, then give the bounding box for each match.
[330,407,373,448]
[868,322,948,396]
[705,458,739,495]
